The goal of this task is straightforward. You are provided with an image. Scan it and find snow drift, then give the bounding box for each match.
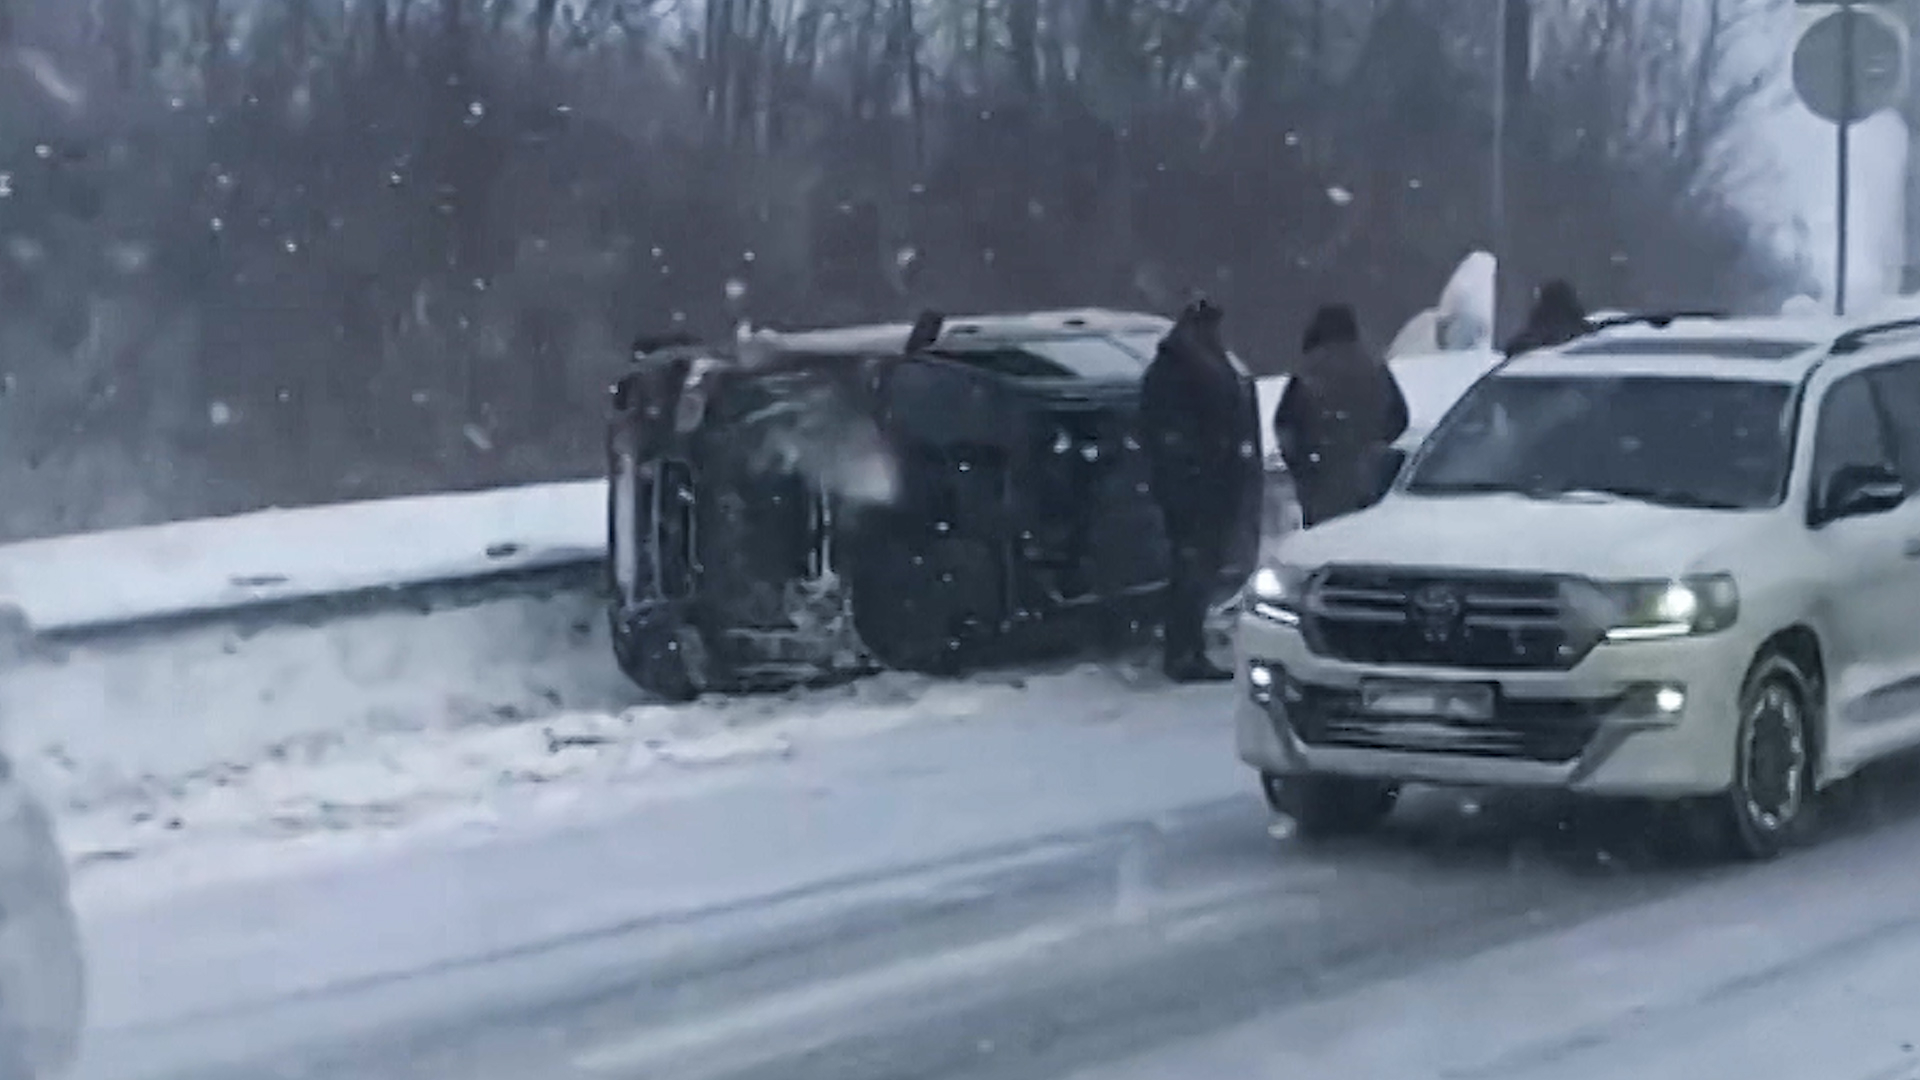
[0,483,633,892]
[1388,251,1497,359]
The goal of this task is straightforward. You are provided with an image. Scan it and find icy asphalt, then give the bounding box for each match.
[58,674,1920,1080]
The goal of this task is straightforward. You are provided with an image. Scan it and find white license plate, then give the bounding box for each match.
[1360,681,1495,721]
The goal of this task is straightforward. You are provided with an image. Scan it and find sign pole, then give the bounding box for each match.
[1837,0,1855,316]
[1791,0,1908,312]
[1492,0,1507,338]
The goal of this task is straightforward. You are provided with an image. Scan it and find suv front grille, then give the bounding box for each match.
[1306,567,1581,670]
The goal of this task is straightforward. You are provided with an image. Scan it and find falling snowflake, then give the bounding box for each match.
[209,401,233,426]
[463,423,494,451]
[724,278,747,301]
[1326,187,1354,206]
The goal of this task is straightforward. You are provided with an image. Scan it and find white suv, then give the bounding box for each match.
[1236,313,1920,859]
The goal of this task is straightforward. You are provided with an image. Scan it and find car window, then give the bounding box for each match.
[925,336,1146,380]
[1811,372,1895,504]
[1021,336,1150,379]
[1866,360,1920,490]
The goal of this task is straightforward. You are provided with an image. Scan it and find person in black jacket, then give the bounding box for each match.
[1273,304,1410,528]
[1140,299,1246,682]
[1502,279,1590,357]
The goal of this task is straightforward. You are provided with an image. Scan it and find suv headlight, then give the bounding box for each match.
[1246,563,1310,625]
[1572,573,1740,642]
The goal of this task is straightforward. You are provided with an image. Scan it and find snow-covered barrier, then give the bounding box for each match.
[0,482,637,829]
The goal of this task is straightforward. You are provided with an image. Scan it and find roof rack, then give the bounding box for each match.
[1583,310,1727,333]
[1830,315,1920,355]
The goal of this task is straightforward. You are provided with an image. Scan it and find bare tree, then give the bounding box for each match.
[0,0,1795,540]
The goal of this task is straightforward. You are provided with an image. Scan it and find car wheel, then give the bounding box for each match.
[1262,772,1399,839]
[1713,654,1816,860]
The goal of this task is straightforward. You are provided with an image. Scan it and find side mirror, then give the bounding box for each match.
[1823,462,1906,521]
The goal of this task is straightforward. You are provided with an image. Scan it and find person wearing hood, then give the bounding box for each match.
[1273,304,1409,528]
[1502,279,1590,357]
[1140,298,1248,683]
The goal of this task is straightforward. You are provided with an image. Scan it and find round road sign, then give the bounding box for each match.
[1793,7,1908,125]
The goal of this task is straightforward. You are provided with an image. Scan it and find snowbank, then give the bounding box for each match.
[1387,251,1496,359]
[71,673,1243,1064]
[0,480,604,634]
[56,661,1216,908]
[9,583,635,859]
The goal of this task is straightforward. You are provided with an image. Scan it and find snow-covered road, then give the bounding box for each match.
[61,659,1920,1080]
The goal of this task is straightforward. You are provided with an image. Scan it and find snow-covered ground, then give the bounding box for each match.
[55,660,1204,908]
[71,673,1244,1047]
[22,598,625,889]
[1081,800,1920,1080]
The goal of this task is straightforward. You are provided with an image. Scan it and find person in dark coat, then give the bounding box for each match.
[1140,298,1247,683]
[1501,279,1590,357]
[1273,304,1409,528]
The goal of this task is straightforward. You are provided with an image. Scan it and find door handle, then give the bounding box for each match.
[1903,537,1920,559]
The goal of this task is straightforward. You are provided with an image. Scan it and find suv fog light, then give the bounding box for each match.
[1248,663,1275,704]
[1654,685,1686,714]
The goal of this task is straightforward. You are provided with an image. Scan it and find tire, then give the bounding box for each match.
[1262,772,1400,839]
[1696,653,1817,861]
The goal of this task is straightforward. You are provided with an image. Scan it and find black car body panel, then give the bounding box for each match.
[607,309,1262,699]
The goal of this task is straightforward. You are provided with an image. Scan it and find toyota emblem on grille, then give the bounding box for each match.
[1410,582,1465,642]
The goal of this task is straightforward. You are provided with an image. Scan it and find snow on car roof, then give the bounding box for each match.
[1501,350,1814,383]
[760,308,1174,354]
[1504,318,1830,383]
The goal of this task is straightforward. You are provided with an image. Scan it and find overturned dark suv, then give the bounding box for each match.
[606,308,1262,700]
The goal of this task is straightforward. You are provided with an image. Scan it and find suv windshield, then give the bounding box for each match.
[1405,374,1796,510]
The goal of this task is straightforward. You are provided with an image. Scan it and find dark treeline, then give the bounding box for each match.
[0,0,1794,540]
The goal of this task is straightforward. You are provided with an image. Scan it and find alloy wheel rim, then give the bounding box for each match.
[1742,680,1807,833]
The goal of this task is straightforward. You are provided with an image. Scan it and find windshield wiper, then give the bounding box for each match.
[1408,481,1611,502]
[1406,480,1525,496]
[1582,484,1745,510]
[1518,486,1622,503]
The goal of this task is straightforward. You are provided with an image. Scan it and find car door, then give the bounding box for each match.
[1808,367,1920,758]
[1847,358,1920,752]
